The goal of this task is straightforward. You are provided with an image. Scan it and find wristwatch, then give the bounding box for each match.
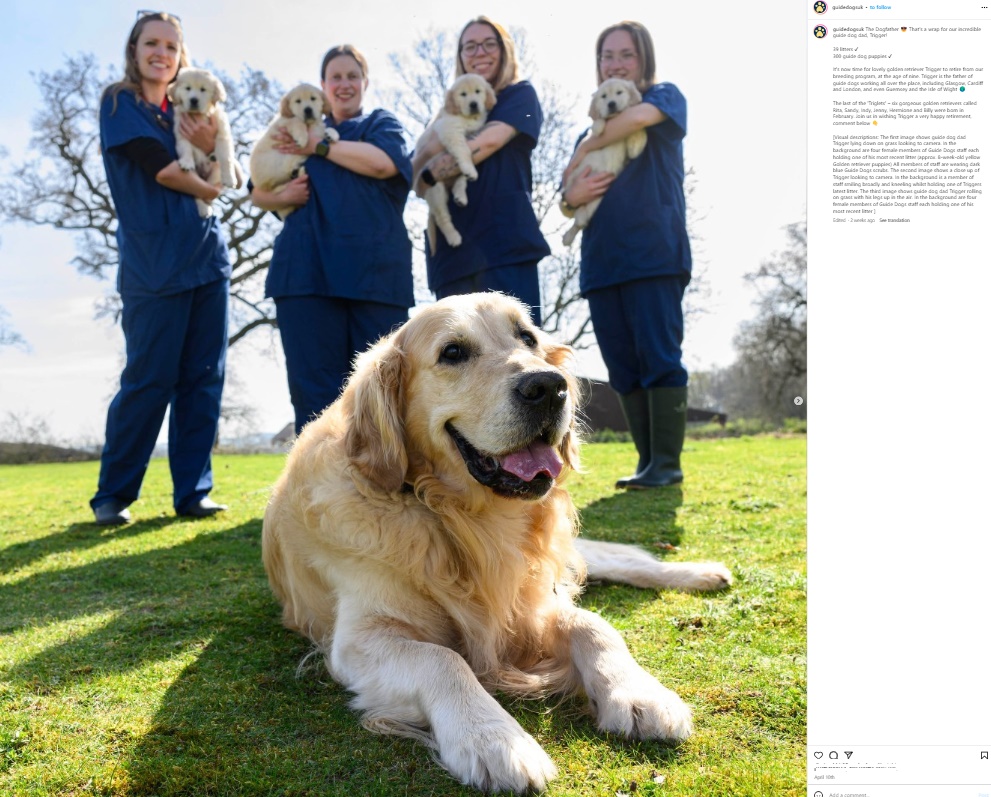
[314,135,334,158]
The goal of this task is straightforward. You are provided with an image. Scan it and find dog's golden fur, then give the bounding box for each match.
[416,74,496,254]
[248,83,335,220]
[168,67,240,218]
[561,78,648,246]
[262,292,731,793]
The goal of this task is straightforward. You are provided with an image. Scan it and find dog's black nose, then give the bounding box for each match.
[469,101,479,113]
[607,101,617,114]
[304,107,314,119]
[515,371,567,413]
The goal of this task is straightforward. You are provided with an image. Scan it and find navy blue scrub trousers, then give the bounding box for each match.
[586,275,689,394]
[275,296,409,435]
[91,278,228,513]
[434,261,543,327]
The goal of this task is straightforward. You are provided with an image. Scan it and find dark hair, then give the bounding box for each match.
[103,12,190,109]
[595,21,656,91]
[455,16,519,93]
[320,44,369,82]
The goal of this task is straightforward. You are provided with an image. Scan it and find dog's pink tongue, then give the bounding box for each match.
[500,442,563,482]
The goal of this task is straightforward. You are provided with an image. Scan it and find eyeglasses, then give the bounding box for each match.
[460,38,500,57]
[136,10,181,21]
[599,50,638,65]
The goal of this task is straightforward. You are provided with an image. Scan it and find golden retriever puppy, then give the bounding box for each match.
[561,78,648,246]
[262,292,732,794]
[249,83,336,220]
[168,67,240,218]
[416,73,496,254]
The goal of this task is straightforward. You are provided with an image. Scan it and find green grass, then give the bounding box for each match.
[0,437,805,796]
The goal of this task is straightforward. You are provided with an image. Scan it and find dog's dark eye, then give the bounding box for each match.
[440,343,469,364]
[520,330,538,348]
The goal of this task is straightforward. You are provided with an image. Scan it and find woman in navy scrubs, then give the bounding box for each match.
[251,44,413,435]
[412,16,549,325]
[91,12,231,525]
[562,21,692,489]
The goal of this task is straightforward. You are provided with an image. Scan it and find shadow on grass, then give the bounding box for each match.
[578,485,685,549]
[0,516,187,576]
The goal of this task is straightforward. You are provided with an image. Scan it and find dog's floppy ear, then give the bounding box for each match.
[321,92,332,117]
[280,91,294,118]
[343,337,408,493]
[484,81,496,111]
[626,81,643,106]
[212,73,227,104]
[588,90,602,121]
[444,86,460,116]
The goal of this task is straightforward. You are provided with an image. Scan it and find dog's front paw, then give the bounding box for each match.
[178,156,196,172]
[444,230,463,247]
[593,672,693,744]
[463,164,478,181]
[438,721,557,793]
[196,199,214,218]
[222,170,238,189]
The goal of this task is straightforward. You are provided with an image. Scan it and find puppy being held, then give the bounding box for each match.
[416,73,496,254]
[249,84,336,220]
[169,67,241,218]
[560,78,648,247]
[262,292,732,794]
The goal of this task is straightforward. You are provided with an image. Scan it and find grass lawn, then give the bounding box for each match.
[0,436,806,796]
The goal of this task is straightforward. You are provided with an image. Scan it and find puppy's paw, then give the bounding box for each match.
[196,199,214,218]
[438,721,557,793]
[593,672,693,744]
[452,186,469,207]
[463,164,478,181]
[444,230,463,248]
[222,170,238,189]
[178,156,196,172]
[326,128,341,143]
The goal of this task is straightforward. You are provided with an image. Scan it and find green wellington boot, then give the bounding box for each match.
[615,388,651,488]
[623,386,687,489]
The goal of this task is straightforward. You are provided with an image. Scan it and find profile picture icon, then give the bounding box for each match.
[814,25,828,38]
[814,1,827,13]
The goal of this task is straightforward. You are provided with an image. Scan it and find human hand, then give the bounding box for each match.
[180,113,218,154]
[563,167,614,208]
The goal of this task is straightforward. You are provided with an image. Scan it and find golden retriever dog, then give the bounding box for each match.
[248,83,336,220]
[168,67,241,218]
[262,292,732,793]
[416,73,496,254]
[561,78,648,246]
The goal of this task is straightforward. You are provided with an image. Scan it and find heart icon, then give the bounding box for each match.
[814,751,824,759]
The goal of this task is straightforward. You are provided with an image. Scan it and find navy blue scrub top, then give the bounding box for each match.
[100,89,231,297]
[578,83,692,296]
[424,80,551,292]
[265,108,414,309]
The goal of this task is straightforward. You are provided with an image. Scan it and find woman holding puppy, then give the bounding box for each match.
[413,16,549,325]
[91,11,231,525]
[250,45,414,436]
[562,21,692,489]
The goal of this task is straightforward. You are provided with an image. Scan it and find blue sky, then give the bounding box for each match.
[0,0,806,441]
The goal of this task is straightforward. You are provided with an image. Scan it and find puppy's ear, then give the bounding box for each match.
[484,82,496,111]
[280,92,293,118]
[213,74,227,104]
[166,82,176,103]
[321,93,332,117]
[588,93,601,121]
[627,82,643,105]
[444,86,459,116]
[343,338,408,493]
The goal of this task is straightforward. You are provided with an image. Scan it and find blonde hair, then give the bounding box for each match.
[103,13,190,109]
[455,16,519,93]
[595,21,656,92]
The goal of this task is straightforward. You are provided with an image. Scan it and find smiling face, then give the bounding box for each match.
[459,22,503,87]
[322,54,367,123]
[597,29,642,86]
[132,19,181,91]
[342,293,580,500]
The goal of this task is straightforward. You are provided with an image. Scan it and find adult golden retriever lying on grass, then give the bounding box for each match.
[262,292,731,793]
